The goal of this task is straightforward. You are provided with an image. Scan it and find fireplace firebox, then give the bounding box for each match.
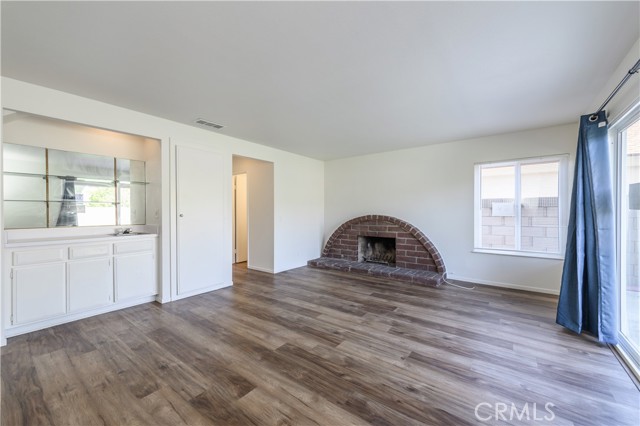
[358,236,396,266]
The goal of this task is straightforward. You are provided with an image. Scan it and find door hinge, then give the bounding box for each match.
[10,314,13,325]
[10,270,13,280]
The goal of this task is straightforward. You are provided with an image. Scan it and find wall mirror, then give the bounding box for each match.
[3,143,147,229]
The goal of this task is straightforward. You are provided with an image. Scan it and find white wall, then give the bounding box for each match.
[1,77,325,300]
[274,157,325,273]
[588,38,640,123]
[325,123,578,294]
[233,156,275,273]
[3,113,154,160]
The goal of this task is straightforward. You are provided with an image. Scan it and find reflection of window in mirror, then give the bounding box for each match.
[3,139,148,230]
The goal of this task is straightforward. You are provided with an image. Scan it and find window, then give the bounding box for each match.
[474,155,568,258]
[613,103,640,376]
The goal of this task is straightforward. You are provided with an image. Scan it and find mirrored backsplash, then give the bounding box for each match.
[3,143,147,229]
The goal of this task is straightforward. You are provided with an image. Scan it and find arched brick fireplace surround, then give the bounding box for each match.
[308,215,446,286]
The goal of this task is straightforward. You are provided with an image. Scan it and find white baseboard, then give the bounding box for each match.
[446,274,560,295]
[172,281,232,301]
[248,265,274,274]
[4,295,158,339]
[156,294,171,304]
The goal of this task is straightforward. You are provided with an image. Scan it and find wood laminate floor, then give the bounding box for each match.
[2,265,639,425]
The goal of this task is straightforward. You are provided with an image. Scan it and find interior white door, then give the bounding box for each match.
[176,145,226,296]
[233,173,248,263]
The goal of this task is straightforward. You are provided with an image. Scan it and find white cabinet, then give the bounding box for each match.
[114,239,156,301]
[68,258,113,312]
[13,263,66,325]
[115,252,156,301]
[68,243,113,312]
[5,235,157,338]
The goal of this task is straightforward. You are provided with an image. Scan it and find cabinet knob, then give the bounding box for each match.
[179,214,184,217]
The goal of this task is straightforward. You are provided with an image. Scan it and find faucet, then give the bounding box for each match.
[114,227,133,235]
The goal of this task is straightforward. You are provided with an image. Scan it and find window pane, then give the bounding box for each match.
[521,161,560,253]
[622,117,640,356]
[481,165,515,249]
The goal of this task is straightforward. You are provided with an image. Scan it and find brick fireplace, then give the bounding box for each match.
[308,215,446,286]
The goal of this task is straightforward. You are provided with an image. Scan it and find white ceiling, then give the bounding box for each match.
[2,1,639,160]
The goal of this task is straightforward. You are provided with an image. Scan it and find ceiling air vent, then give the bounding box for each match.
[194,118,225,130]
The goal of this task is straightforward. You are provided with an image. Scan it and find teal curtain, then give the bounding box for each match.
[556,111,618,344]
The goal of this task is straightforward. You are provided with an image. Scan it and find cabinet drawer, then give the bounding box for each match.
[69,244,111,260]
[114,239,154,254]
[13,248,66,266]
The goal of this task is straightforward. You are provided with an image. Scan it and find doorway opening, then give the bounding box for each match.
[232,173,248,264]
[232,155,275,273]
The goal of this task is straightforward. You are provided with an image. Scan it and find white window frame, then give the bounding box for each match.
[473,154,569,259]
[611,100,640,379]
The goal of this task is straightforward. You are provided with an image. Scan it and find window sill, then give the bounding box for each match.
[472,248,564,260]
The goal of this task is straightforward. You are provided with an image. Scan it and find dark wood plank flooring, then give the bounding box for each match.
[2,265,638,425]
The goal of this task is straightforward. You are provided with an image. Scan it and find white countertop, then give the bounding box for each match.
[5,233,158,248]
[4,228,158,248]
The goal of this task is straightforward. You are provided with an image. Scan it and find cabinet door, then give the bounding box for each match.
[68,258,113,312]
[13,263,66,324]
[114,252,156,301]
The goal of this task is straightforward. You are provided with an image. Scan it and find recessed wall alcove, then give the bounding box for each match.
[308,215,446,286]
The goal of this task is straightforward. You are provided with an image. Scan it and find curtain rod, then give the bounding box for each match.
[589,58,640,122]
